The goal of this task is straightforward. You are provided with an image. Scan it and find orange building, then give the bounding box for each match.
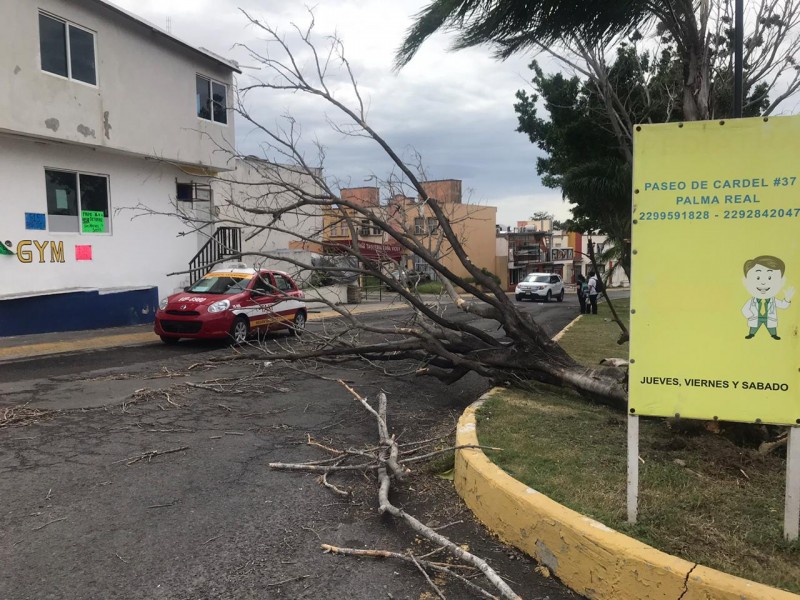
[322,180,499,283]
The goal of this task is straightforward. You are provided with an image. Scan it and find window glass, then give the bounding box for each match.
[196,75,211,119]
[46,170,110,234]
[176,183,194,202]
[79,174,109,233]
[274,274,294,292]
[211,81,227,124]
[526,274,550,283]
[46,170,77,215]
[68,25,96,85]
[39,14,68,77]
[252,273,275,294]
[188,275,249,295]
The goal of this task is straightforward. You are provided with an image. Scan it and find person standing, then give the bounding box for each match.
[576,274,588,314]
[587,271,599,315]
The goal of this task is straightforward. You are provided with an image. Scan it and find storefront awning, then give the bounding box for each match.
[325,239,404,261]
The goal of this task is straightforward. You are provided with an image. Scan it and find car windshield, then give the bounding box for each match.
[524,274,551,283]
[187,275,251,295]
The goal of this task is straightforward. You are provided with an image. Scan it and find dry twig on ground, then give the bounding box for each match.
[112,446,190,465]
[0,405,54,428]
[269,381,522,599]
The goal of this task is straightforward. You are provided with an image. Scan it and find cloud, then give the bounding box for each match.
[111,0,565,223]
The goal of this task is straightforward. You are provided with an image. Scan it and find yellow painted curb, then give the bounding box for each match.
[0,332,159,362]
[454,388,799,600]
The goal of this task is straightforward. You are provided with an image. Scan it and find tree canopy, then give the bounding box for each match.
[395,0,651,67]
[398,0,800,121]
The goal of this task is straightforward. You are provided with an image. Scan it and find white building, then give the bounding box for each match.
[211,157,324,284]
[0,0,240,336]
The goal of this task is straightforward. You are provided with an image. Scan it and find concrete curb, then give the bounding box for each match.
[454,389,799,600]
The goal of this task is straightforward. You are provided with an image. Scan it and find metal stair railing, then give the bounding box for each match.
[188,227,242,285]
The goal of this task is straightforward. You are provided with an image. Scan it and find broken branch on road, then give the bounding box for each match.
[112,446,190,466]
[270,382,522,599]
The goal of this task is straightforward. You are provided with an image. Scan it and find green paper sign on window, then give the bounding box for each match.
[81,210,105,233]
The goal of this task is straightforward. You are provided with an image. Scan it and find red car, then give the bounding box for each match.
[154,266,306,344]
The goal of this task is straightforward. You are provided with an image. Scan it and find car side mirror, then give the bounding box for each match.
[183,286,191,292]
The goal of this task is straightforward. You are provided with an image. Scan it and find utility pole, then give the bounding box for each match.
[734,0,744,117]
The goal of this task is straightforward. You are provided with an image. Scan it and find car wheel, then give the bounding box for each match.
[557,289,564,302]
[160,335,180,345]
[229,316,249,345]
[290,311,306,336]
[515,294,523,302]
[545,290,552,302]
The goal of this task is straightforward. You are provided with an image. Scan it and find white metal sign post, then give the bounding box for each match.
[627,414,639,524]
[786,427,800,540]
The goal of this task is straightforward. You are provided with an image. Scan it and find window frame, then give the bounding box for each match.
[38,11,98,87]
[196,74,229,125]
[176,181,212,204]
[44,167,111,235]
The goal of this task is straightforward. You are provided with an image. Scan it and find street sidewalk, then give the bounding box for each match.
[0,296,410,363]
[0,289,629,363]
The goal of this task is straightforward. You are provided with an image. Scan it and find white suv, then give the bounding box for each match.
[515,273,564,302]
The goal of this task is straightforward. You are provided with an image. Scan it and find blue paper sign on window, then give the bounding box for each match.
[25,213,46,230]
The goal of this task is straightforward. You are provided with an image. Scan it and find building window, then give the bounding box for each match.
[45,169,110,233]
[39,13,96,85]
[413,254,435,275]
[176,182,212,203]
[414,217,439,235]
[360,220,371,237]
[196,75,227,124]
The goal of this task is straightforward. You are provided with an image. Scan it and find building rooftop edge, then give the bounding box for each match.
[91,0,242,74]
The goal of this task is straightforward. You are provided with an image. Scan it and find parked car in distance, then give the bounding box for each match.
[154,264,306,344]
[515,273,564,302]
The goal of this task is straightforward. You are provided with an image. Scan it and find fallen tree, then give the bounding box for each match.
[146,12,627,410]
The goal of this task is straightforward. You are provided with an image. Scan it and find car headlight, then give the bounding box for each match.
[208,299,231,313]
[159,298,168,310]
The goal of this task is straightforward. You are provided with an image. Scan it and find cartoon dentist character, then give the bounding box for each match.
[742,255,794,340]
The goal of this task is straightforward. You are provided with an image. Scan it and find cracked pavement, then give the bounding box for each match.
[0,339,579,600]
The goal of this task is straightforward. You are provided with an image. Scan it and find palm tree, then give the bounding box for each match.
[396,0,650,65]
[397,0,800,122]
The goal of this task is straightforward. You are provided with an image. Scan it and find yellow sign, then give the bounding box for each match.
[630,116,800,425]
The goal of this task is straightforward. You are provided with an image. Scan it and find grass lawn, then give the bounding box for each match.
[477,298,800,593]
[415,281,444,294]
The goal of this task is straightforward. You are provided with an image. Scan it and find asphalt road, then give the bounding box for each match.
[0,294,584,386]
[0,296,587,600]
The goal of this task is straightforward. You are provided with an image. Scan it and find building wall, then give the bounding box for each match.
[213,159,323,281]
[0,0,235,169]
[421,180,462,204]
[419,202,497,281]
[0,134,203,302]
[341,187,379,207]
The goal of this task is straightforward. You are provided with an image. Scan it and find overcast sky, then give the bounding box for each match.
[112,0,571,226]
